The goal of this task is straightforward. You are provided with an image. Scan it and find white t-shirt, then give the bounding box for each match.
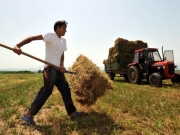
[42,33,67,67]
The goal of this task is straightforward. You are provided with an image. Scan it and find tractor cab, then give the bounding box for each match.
[129,48,163,76]
[132,48,162,63]
[127,48,176,87]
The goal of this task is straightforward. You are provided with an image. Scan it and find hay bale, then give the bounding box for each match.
[69,54,114,106]
[104,37,148,64]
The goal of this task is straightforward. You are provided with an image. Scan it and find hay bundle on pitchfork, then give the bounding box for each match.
[69,54,114,106]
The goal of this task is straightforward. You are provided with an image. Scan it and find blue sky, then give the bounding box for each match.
[0,0,180,71]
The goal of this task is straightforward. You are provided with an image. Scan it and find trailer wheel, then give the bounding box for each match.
[128,66,142,84]
[108,72,115,80]
[149,73,162,87]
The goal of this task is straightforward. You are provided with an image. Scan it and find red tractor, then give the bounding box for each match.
[127,47,180,87]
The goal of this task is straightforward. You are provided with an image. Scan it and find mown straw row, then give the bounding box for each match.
[69,54,114,106]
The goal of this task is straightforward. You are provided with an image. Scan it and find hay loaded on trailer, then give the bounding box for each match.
[103,38,180,87]
[103,38,148,81]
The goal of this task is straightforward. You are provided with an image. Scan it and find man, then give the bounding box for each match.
[13,20,86,125]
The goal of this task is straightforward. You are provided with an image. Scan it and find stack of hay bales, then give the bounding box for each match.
[103,38,148,65]
[68,54,114,106]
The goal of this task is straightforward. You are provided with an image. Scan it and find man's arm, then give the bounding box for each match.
[60,52,66,73]
[13,35,43,55]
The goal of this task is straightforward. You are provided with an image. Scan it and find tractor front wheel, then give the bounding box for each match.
[171,73,180,84]
[149,73,162,87]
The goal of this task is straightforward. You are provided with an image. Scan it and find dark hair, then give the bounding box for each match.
[54,20,68,31]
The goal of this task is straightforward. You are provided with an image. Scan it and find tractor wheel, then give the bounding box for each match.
[123,75,129,81]
[108,72,115,80]
[149,73,162,87]
[128,66,142,84]
[171,73,180,84]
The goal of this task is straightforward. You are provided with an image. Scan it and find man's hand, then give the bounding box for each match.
[60,66,66,73]
[13,45,22,55]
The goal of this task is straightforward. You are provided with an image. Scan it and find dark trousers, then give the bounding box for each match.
[28,66,76,116]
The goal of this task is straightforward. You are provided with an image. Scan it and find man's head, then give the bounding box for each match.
[54,20,68,37]
[54,20,67,31]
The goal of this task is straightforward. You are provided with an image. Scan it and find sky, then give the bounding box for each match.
[0,0,180,71]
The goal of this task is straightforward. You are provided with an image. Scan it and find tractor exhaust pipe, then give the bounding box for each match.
[162,46,164,61]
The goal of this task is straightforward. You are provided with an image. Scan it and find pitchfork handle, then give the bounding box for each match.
[0,43,77,74]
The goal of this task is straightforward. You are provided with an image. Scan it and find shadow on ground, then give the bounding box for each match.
[114,77,180,88]
[113,78,150,85]
[30,111,124,135]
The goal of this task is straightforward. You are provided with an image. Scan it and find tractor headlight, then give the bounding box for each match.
[175,65,178,69]
[157,66,165,69]
[152,64,165,69]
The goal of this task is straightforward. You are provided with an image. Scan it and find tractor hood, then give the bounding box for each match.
[151,60,175,79]
[151,60,174,68]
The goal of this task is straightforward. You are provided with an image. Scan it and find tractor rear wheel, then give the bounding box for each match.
[128,66,142,84]
[149,73,162,87]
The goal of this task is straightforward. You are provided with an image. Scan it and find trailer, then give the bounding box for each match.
[104,38,146,81]
[105,61,129,81]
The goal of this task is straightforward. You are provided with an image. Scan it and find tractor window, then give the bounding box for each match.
[147,52,153,61]
[133,52,139,63]
[146,50,161,61]
[153,51,162,61]
[164,50,174,61]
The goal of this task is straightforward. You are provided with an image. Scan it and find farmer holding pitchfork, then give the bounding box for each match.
[13,20,86,125]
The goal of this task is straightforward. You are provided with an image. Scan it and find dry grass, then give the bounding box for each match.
[0,72,180,134]
[69,55,114,105]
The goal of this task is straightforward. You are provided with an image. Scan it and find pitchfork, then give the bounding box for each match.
[0,43,77,74]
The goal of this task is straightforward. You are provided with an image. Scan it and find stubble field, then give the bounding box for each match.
[0,72,180,135]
